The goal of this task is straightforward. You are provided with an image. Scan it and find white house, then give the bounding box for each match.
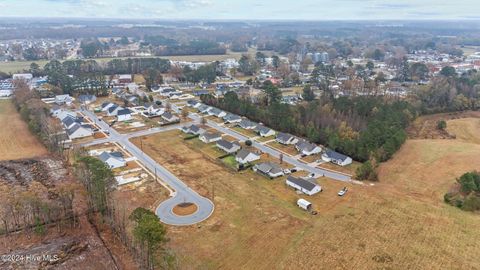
[276,133,298,145]
[295,141,322,156]
[255,125,276,137]
[286,176,322,196]
[208,108,227,118]
[181,124,205,135]
[117,109,133,121]
[321,150,353,166]
[101,102,117,112]
[55,94,73,105]
[98,151,126,169]
[216,139,241,154]
[199,132,222,143]
[161,112,180,123]
[235,149,260,164]
[223,113,242,124]
[237,119,257,130]
[107,105,123,116]
[253,162,284,178]
[66,123,93,139]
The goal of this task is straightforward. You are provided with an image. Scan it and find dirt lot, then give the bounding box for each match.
[0,100,47,160]
[134,115,480,269]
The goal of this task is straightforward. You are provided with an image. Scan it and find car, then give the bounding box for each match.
[283,169,291,175]
[308,172,315,178]
[338,187,348,196]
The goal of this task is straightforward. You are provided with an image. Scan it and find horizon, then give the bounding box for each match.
[0,0,479,21]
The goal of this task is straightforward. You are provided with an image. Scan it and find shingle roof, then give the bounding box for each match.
[117,108,131,116]
[325,149,349,162]
[202,132,221,140]
[276,132,294,142]
[216,139,239,150]
[236,149,256,160]
[287,176,317,191]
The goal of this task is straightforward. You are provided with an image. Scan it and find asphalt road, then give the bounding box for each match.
[188,113,352,182]
[81,109,214,226]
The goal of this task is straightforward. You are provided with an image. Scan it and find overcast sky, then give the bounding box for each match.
[0,0,479,20]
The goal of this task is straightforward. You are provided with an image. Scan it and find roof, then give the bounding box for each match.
[209,108,223,115]
[117,108,131,116]
[201,132,222,140]
[287,176,317,191]
[276,132,294,142]
[325,149,349,162]
[107,105,119,113]
[238,119,257,128]
[187,100,199,106]
[236,149,257,160]
[162,112,177,120]
[223,113,241,121]
[62,116,77,127]
[255,162,281,174]
[66,123,82,136]
[189,124,201,133]
[216,139,239,150]
[98,151,124,162]
[101,102,115,109]
[78,94,96,102]
[296,141,318,152]
[255,125,271,134]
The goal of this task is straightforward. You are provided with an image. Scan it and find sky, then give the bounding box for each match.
[0,0,479,20]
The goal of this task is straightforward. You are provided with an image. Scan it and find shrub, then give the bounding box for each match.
[437,120,447,130]
[245,140,252,146]
[462,194,480,211]
[355,161,378,181]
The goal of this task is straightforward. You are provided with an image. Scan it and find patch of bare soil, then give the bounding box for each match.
[173,203,198,216]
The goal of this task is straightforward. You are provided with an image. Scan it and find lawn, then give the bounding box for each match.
[220,155,238,169]
[231,126,257,138]
[266,141,298,156]
[0,100,47,160]
[446,117,480,144]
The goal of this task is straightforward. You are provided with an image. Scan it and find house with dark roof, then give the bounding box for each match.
[98,151,126,169]
[253,162,284,178]
[237,119,257,130]
[198,104,212,114]
[255,125,276,137]
[62,115,80,129]
[54,94,73,105]
[321,149,353,166]
[161,112,180,123]
[235,149,260,164]
[199,132,222,143]
[276,132,298,145]
[187,100,201,108]
[223,113,242,124]
[107,105,123,116]
[143,103,165,117]
[295,140,322,156]
[286,176,322,195]
[66,123,93,140]
[216,139,241,153]
[78,94,97,104]
[116,108,132,121]
[101,102,117,112]
[208,108,227,118]
[181,124,205,135]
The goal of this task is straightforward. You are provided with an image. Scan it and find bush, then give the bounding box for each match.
[437,120,447,130]
[245,140,252,146]
[462,194,480,211]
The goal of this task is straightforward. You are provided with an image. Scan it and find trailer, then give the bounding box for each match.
[297,198,312,211]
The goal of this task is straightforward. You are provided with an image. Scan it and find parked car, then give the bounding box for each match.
[338,187,348,196]
[283,169,291,175]
[308,172,315,178]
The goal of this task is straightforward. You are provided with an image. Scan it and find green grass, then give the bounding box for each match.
[221,155,238,169]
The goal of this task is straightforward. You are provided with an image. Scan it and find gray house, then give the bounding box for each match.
[216,139,241,153]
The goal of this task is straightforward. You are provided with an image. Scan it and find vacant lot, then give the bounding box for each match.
[446,117,480,144]
[134,116,480,269]
[0,100,47,160]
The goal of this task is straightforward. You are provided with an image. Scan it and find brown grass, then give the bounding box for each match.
[0,100,47,160]
[172,203,198,216]
[133,118,480,269]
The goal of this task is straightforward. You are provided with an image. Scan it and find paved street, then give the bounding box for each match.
[80,109,214,226]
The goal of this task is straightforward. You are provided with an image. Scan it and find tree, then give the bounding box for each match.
[366,61,374,71]
[181,109,188,120]
[262,81,281,105]
[272,55,280,69]
[201,117,207,125]
[143,68,163,90]
[356,160,378,181]
[245,140,252,146]
[440,66,456,77]
[302,84,315,101]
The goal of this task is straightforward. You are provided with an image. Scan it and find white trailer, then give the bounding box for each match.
[297,198,312,211]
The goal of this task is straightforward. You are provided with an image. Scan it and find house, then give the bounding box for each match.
[13,73,33,82]
[161,112,180,123]
[98,151,126,169]
[187,100,201,108]
[237,119,257,130]
[62,115,80,129]
[253,162,284,178]
[56,110,77,120]
[181,124,205,135]
[216,139,241,153]
[295,140,322,156]
[53,132,72,149]
[235,149,260,164]
[286,176,322,196]
[118,74,132,84]
[117,109,132,121]
[321,149,353,166]
[0,89,12,97]
[107,105,123,116]
[78,94,97,104]
[55,94,73,105]
[66,123,93,139]
[208,108,227,118]
[255,125,276,137]
[199,132,222,143]
[101,102,117,112]
[276,133,298,145]
[223,113,242,124]
[144,103,165,117]
[198,105,212,114]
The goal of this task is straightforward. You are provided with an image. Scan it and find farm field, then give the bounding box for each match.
[0,100,47,160]
[135,116,480,269]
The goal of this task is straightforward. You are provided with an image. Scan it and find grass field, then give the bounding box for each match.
[132,117,480,269]
[0,100,47,160]
[446,117,480,144]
